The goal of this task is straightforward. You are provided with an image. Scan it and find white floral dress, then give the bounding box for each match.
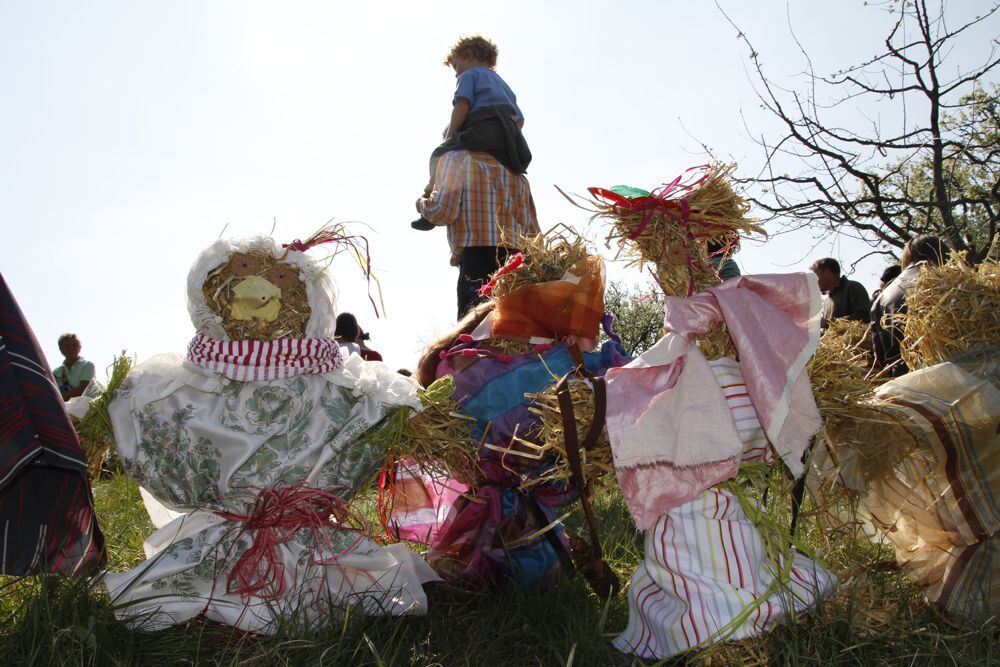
[103,352,439,632]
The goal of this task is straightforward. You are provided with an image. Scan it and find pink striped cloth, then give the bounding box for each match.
[186,332,343,382]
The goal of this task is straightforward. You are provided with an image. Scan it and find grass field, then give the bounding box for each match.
[1,472,997,666]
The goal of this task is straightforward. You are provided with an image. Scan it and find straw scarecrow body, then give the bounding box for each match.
[809,252,1000,621]
[587,165,836,660]
[102,233,438,633]
[389,230,630,593]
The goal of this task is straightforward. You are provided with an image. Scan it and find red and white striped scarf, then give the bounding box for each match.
[186,332,343,382]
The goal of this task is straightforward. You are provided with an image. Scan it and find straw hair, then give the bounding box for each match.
[584,163,763,360]
[587,163,765,298]
[486,225,595,301]
[896,251,1000,370]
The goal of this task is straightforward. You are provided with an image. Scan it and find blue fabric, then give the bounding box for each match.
[453,67,523,119]
[458,341,630,442]
[489,489,562,588]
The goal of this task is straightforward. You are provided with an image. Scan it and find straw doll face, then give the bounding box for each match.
[201,251,311,341]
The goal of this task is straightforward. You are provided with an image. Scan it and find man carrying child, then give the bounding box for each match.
[413,36,538,319]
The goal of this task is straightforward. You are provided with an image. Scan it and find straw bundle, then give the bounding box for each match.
[512,377,615,495]
[369,376,480,486]
[898,253,1000,370]
[74,353,134,479]
[807,320,916,492]
[486,225,595,301]
[202,251,311,341]
[589,163,766,298]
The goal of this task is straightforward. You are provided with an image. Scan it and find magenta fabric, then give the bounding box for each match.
[604,357,685,427]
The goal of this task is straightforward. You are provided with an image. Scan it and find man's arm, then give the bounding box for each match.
[64,382,88,399]
[417,152,465,227]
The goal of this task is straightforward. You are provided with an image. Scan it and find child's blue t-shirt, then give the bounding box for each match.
[453,66,523,119]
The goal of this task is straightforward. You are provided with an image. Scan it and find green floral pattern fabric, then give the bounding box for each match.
[104,352,437,633]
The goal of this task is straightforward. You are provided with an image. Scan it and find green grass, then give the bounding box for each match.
[0,474,997,666]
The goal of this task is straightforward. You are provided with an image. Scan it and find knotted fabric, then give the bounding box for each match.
[490,256,606,343]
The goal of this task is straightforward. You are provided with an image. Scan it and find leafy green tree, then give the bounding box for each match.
[880,86,999,253]
[601,280,664,357]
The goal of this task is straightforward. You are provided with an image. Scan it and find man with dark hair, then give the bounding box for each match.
[810,257,872,328]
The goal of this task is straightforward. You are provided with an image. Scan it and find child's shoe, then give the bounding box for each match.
[411,218,434,231]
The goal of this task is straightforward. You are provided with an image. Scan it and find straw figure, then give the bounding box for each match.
[584,164,836,660]
[394,227,630,596]
[810,246,1000,622]
[100,227,441,633]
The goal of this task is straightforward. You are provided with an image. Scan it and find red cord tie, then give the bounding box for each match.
[478,252,525,297]
[215,484,361,600]
[282,239,311,252]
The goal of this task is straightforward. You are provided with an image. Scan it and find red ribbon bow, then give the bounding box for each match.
[216,483,362,600]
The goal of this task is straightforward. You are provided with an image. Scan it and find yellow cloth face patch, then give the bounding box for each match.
[230,275,282,322]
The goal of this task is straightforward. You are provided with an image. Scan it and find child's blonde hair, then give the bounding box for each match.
[444,35,498,68]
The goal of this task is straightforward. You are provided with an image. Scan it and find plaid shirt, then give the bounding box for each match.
[419,151,540,265]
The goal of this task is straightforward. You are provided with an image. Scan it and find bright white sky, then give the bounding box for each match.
[2,1,995,376]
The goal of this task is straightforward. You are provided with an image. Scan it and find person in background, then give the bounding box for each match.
[708,238,741,281]
[412,35,530,231]
[870,235,948,377]
[416,149,540,319]
[871,264,903,302]
[810,257,872,328]
[334,313,362,357]
[356,327,383,362]
[53,333,95,401]
[334,313,383,362]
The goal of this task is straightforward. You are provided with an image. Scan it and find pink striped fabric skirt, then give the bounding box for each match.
[614,357,835,659]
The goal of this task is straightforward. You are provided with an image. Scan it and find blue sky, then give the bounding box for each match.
[2,0,995,373]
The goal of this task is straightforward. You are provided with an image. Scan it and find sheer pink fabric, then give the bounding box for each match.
[662,273,822,475]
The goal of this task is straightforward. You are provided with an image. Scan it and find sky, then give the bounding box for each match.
[2,0,996,376]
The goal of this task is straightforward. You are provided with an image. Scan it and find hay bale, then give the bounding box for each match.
[899,253,1000,370]
[808,321,918,488]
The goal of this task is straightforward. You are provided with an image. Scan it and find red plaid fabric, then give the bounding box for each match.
[419,151,540,265]
[0,273,106,576]
[187,333,343,382]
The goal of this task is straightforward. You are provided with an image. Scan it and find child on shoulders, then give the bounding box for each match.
[412,35,532,230]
